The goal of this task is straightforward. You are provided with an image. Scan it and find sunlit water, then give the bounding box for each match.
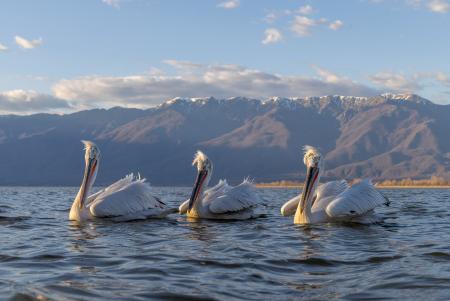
[1,187,450,300]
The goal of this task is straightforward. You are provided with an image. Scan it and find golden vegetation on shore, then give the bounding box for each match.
[256,176,450,189]
[375,176,450,188]
[256,181,302,188]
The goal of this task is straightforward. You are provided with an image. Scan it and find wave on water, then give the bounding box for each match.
[0,187,450,300]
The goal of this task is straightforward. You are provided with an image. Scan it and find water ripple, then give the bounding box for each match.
[0,187,450,300]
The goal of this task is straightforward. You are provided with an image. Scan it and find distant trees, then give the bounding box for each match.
[257,176,450,187]
[257,180,301,188]
[375,176,450,187]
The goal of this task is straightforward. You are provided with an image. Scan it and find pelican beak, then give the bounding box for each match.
[79,158,97,208]
[188,169,208,211]
[299,165,319,214]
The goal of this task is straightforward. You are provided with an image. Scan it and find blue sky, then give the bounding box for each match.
[0,0,449,114]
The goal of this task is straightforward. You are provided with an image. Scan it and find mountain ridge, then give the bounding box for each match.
[0,93,448,186]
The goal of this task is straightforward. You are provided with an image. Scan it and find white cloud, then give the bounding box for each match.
[329,20,344,30]
[0,90,71,114]
[163,59,203,69]
[427,0,449,13]
[298,5,314,15]
[396,0,449,13]
[313,66,344,84]
[0,43,7,51]
[264,12,278,24]
[290,16,337,36]
[406,0,423,8]
[291,16,317,36]
[52,61,377,109]
[265,5,341,38]
[262,28,283,44]
[102,0,120,8]
[369,71,450,97]
[28,75,48,81]
[218,0,240,9]
[14,36,42,49]
[369,72,422,91]
[436,72,450,85]
[263,9,293,23]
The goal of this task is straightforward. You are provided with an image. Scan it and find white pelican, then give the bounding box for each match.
[179,151,262,220]
[69,140,175,222]
[281,146,389,224]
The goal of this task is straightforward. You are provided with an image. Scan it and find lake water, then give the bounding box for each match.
[1,187,450,300]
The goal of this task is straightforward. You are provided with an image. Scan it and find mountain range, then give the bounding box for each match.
[0,93,449,186]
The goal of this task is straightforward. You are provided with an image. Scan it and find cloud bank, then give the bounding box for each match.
[368,71,450,94]
[0,90,71,114]
[2,62,449,114]
[52,61,378,109]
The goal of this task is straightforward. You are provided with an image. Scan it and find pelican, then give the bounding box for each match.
[179,151,262,220]
[69,140,175,222]
[281,146,389,224]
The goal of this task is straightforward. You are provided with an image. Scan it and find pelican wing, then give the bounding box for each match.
[87,173,136,205]
[325,179,386,218]
[179,199,189,214]
[89,174,165,218]
[312,180,349,210]
[86,187,108,206]
[281,180,348,216]
[179,179,229,214]
[203,179,231,202]
[280,195,300,216]
[208,180,260,214]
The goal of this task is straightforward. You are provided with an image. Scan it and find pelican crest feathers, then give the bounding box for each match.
[192,150,208,166]
[81,140,99,151]
[303,145,321,166]
[81,140,100,158]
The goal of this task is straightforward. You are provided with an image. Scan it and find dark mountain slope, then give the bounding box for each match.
[0,94,448,185]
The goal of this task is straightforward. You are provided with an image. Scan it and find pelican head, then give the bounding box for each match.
[303,145,322,169]
[188,151,213,210]
[193,150,213,173]
[79,140,100,206]
[299,146,323,215]
[83,140,100,161]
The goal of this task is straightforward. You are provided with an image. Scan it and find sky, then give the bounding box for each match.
[0,0,449,114]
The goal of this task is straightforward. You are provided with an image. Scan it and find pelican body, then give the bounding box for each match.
[281,146,389,224]
[179,151,262,220]
[69,140,174,222]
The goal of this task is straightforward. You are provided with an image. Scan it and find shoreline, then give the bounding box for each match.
[256,184,450,189]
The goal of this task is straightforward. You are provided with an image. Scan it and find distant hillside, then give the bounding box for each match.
[0,93,449,186]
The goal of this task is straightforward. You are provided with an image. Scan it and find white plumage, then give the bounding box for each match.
[282,146,389,224]
[325,179,387,218]
[178,199,189,215]
[180,151,262,220]
[88,174,169,220]
[179,179,228,214]
[207,180,260,214]
[69,141,175,222]
[280,180,348,216]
